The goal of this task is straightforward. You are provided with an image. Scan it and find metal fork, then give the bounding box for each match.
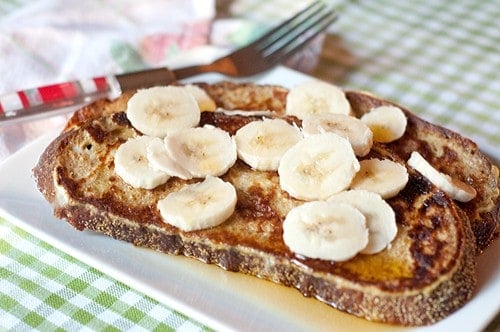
[0,1,337,123]
[174,1,337,79]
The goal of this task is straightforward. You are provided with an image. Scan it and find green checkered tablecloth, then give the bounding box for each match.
[1,0,499,331]
[0,217,210,331]
[317,0,500,159]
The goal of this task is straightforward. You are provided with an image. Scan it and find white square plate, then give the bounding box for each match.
[1,67,498,331]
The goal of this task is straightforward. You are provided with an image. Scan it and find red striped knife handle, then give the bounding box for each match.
[0,67,176,123]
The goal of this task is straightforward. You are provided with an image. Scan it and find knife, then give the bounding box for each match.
[0,66,205,124]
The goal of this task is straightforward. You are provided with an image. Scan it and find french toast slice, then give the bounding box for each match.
[63,82,500,252]
[33,82,499,326]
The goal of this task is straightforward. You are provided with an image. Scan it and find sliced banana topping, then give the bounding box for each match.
[408,151,476,202]
[278,132,360,201]
[158,176,237,232]
[114,82,418,262]
[126,86,201,137]
[361,105,407,143]
[182,84,217,112]
[283,201,369,261]
[165,125,237,178]
[302,113,373,157]
[146,137,193,180]
[285,80,351,119]
[350,158,409,199]
[114,136,170,189]
[234,118,303,171]
[328,190,397,254]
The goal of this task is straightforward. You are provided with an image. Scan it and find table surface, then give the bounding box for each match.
[1,0,499,331]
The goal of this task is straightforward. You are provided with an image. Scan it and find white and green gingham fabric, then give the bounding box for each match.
[324,0,500,159]
[1,0,499,331]
[0,220,210,331]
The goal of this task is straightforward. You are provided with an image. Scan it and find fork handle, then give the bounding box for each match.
[0,67,176,123]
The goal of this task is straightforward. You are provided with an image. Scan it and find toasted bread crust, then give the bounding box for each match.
[55,197,476,325]
[347,92,500,252]
[33,82,499,326]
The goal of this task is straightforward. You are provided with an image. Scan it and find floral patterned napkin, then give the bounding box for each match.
[0,0,215,161]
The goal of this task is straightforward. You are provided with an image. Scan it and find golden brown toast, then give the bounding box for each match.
[33,82,499,326]
[345,91,499,253]
[63,82,500,252]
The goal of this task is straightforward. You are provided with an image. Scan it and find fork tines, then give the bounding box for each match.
[256,1,338,60]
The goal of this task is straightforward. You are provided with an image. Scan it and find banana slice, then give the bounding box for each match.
[234,118,303,171]
[302,113,373,157]
[328,190,397,254]
[157,176,237,232]
[146,137,193,180]
[350,158,409,198]
[165,125,237,178]
[408,151,476,202]
[285,80,351,119]
[182,84,217,112]
[283,201,369,261]
[278,132,360,201]
[114,136,170,189]
[126,86,201,137]
[360,105,407,143]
